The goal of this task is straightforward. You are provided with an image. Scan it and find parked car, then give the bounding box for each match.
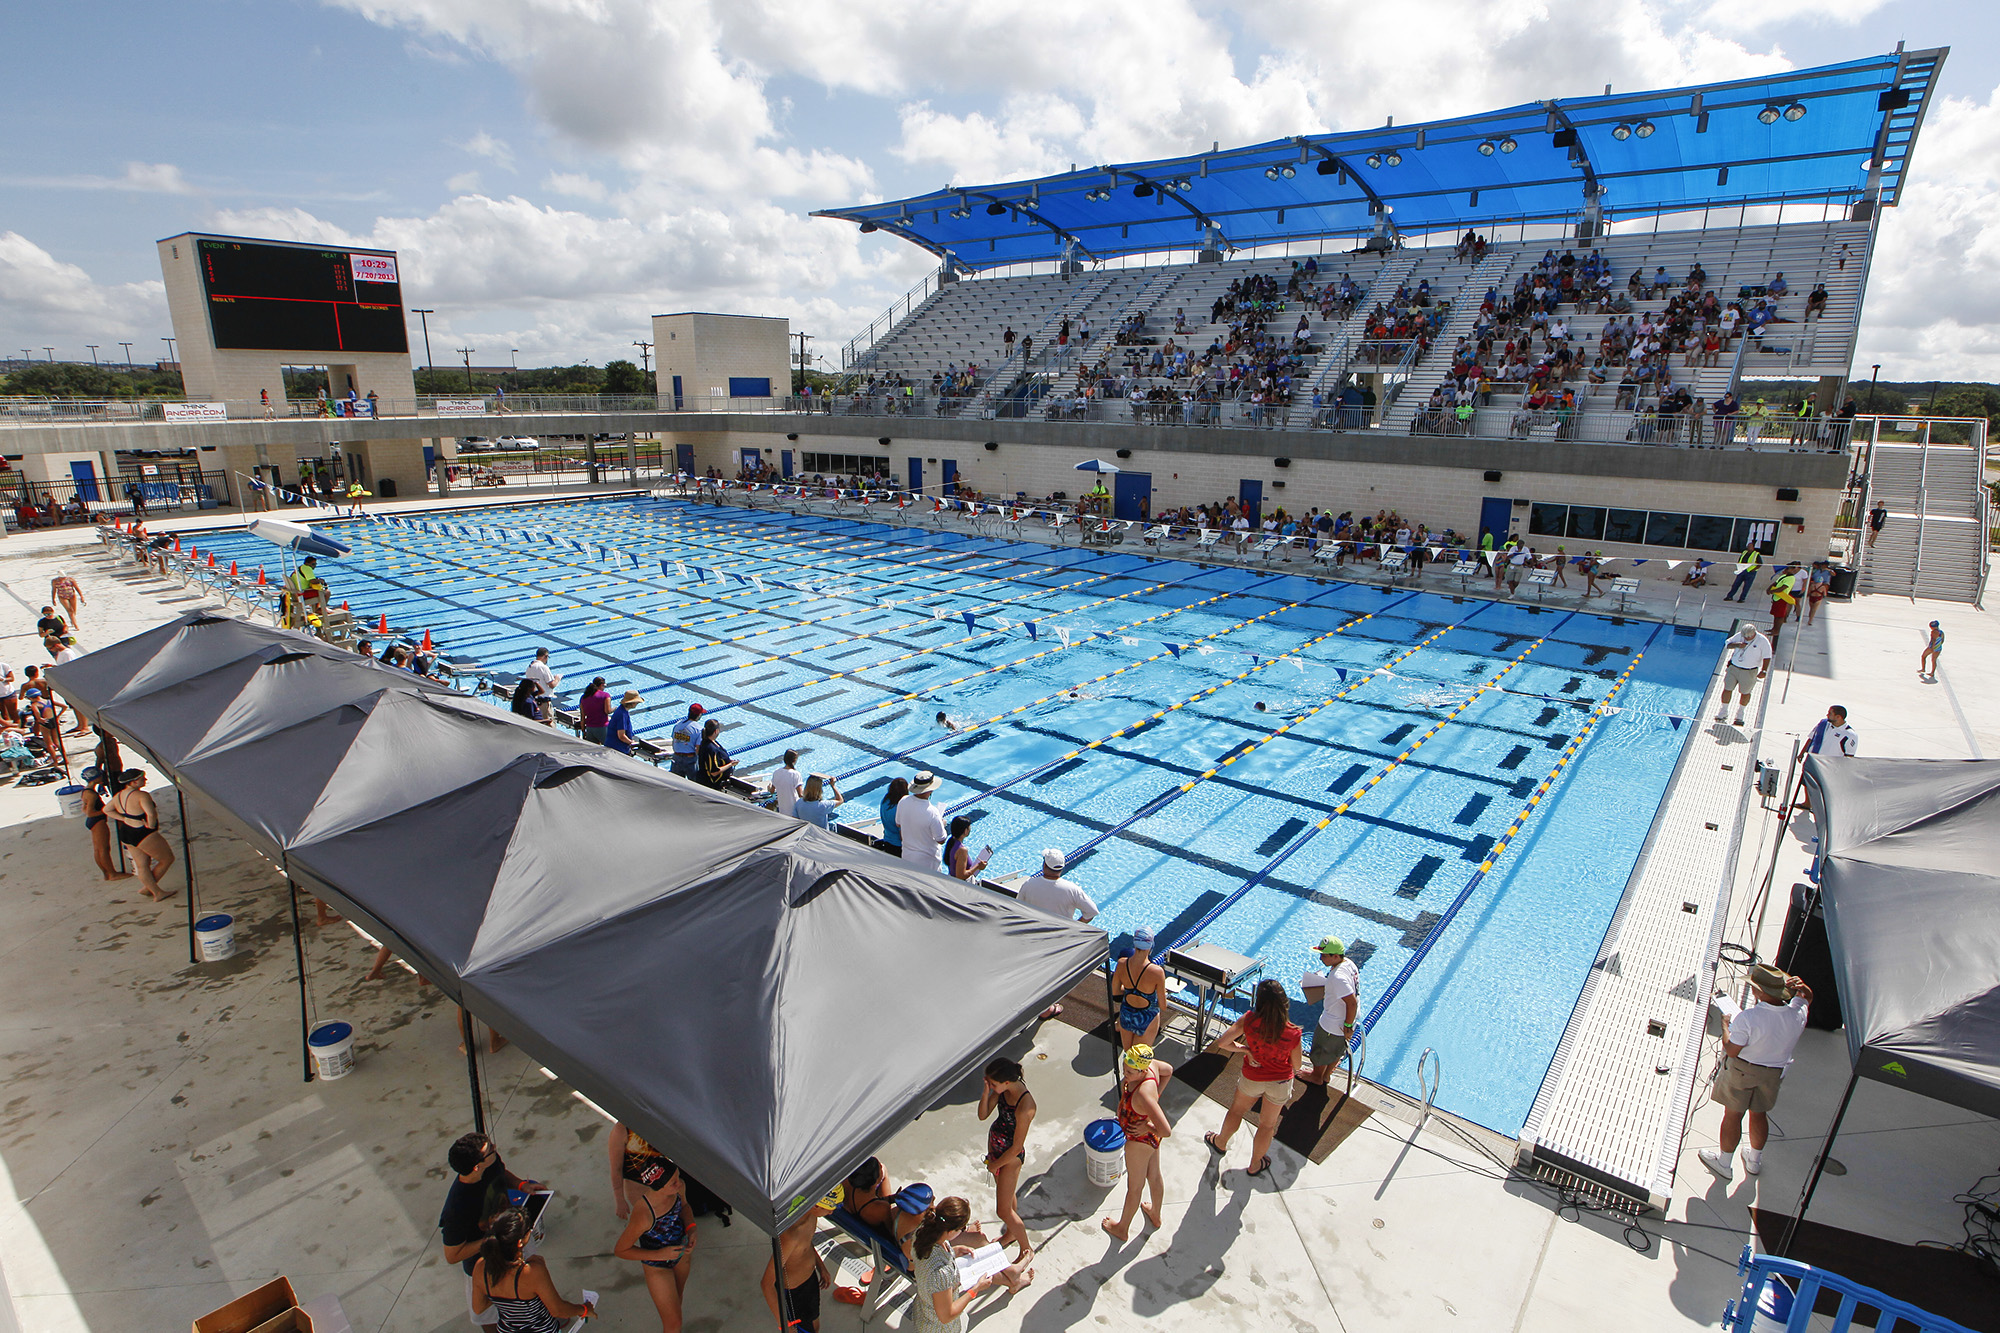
[495,435,540,450]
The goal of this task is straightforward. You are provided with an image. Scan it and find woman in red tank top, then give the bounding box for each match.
[1203,979,1302,1177]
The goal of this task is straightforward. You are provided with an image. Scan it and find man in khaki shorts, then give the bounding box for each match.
[1700,964,1812,1181]
[1714,623,1772,728]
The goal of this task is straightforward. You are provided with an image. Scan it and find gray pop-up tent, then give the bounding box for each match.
[1782,755,2000,1249]
[49,613,1108,1237]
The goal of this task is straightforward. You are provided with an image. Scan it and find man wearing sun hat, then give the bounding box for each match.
[1700,964,1813,1181]
[605,690,643,756]
[895,771,947,870]
[1299,936,1360,1085]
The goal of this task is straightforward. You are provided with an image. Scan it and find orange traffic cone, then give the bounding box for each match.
[173,536,182,552]
[420,630,434,652]
[207,553,217,568]
[340,601,349,611]
[229,560,238,576]
[256,568,266,585]
[377,613,389,633]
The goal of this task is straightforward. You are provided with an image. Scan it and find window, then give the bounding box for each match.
[1645,512,1690,547]
[801,452,874,474]
[727,376,773,398]
[1685,515,1736,551]
[1731,518,1778,556]
[1566,506,1606,541]
[1528,503,1569,537]
[1603,508,1647,544]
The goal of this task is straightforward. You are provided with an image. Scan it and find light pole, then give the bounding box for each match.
[792,330,813,394]
[412,309,435,370]
[43,347,55,362]
[1867,364,1880,411]
[162,336,177,365]
[510,349,519,369]
[458,348,475,389]
[118,342,134,369]
[86,344,100,366]
[632,340,652,374]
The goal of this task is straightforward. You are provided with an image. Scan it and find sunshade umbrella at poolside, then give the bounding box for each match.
[1073,459,1121,473]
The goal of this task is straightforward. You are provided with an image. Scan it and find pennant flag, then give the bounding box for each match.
[1668,715,1683,731]
[1630,558,1649,566]
[962,611,977,633]
[1335,667,1348,681]
[675,561,688,579]
[1027,621,1039,641]
[1165,643,1183,658]
[1664,560,1683,570]
[660,560,675,578]
[751,573,766,593]
[933,607,948,621]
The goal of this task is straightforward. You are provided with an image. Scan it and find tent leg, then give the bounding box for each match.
[771,1233,795,1330]
[177,788,198,965]
[1778,1067,1859,1257]
[287,877,313,1083]
[1746,739,1805,950]
[461,1008,486,1135]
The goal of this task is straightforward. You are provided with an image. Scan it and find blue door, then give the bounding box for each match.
[1479,497,1513,549]
[941,459,957,494]
[675,443,695,475]
[1113,471,1152,521]
[908,457,923,494]
[671,375,684,410]
[1238,479,1262,527]
[69,460,99,501]
[780,450,793,479]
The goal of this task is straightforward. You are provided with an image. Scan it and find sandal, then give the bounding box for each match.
[1246,1155,1271,1177]
[833,1287,866,1306]
[1203,1131,1226,1155]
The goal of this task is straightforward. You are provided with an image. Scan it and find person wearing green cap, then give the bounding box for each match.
[1299,936,1359,1085]
[1701,964,1811,1181]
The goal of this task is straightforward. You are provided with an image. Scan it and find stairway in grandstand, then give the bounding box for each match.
[1300,249,1416,407]
[1857,433,1991,604]
[1379,247,1526,431]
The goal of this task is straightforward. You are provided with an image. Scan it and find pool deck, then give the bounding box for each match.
[0,500,1994,1332]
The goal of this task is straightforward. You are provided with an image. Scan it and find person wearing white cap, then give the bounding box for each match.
[895,771,948,871]
[1017,849,1100,1020]
[1715,623,1771,727]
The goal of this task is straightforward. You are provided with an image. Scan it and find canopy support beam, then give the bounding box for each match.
[177,787,198,966]
[461,1008,486,1136]
[772,1234,795,1330]
[1297,141,1400,245]
[1778,1066,1859,1256]
[286,872,313,1083]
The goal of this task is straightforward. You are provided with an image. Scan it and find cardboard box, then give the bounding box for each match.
[192,1277,316,1333]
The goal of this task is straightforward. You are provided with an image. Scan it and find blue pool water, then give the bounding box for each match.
[194,497,1722,1134]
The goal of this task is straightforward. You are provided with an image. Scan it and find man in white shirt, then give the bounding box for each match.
[1803,705,1857,758]
[1714,624,1772,727]
[522,648,561,725]
[1017,849,1098,923]
[895,771,947,871]
[1299,936,1360,1085]
[0,662,16,726]
[1700,964,1813,1180]
[767,749,802,816]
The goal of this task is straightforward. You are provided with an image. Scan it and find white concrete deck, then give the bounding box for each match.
[0,507,1993,1332]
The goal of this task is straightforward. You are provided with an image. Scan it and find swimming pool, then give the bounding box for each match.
[193,496,1723,1135]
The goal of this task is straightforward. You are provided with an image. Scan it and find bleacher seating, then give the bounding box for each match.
[836,216,1870,447]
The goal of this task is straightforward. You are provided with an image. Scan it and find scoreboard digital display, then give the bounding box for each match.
[196,238,409,354]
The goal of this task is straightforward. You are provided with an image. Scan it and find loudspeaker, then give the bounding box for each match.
[1776,486,1799,502]
[1116,448,1132,459]
[878,437,891,446]
[1274,457,1291,468]
[786,432,799,441]
[983,441,998,452]
[1272,480,1286,489]
[1483,470,1503,483]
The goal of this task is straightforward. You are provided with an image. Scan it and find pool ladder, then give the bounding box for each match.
[1415,1047,1441,1135]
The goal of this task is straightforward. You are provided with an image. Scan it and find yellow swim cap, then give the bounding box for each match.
[1123,1044,1154,1071]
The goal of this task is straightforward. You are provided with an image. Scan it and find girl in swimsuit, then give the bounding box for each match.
[1102,1045,1173,1241]
[612,1133,696,1333]
[107,769,175,901]
[978,1057,1036,1266]
[1110,928,1167,1050]
[469,1208,593,1332]
[78,766,131,884]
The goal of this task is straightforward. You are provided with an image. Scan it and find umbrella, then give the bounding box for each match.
[246,517,351,559]
[1073,459,1121,474]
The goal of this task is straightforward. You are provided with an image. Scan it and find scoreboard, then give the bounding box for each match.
[196,237,409,354]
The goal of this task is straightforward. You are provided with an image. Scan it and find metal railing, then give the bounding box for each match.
[841,268,944,370]
[1723,1246,1976,1333]
[0,393,824,426]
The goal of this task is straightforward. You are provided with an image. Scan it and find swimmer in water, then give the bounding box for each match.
[1254,701,1268,712]
[936,710,961,733]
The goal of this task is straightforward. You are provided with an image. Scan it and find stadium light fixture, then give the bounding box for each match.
[1499,136,1518,153]
[1365,154,1382,169]
[1173,177,1192,191]
[1611,122,1632,140]
[1280,164,1296,178]
[1757,104,1782,124]
[1477,139,1496,156]
[1264,166,1279,180]
[1783,101,1807,122]
[1634,119,1656,138]
[1383,151,1401,167]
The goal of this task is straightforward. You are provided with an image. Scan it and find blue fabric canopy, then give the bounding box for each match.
[816,49,1945,271]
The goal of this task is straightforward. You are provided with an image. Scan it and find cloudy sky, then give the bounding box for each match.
[3,0,1993,381]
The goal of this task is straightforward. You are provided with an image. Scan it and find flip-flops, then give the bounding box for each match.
[1203,1131,1226,1155]
[832,1286,866,1306]
[1246,1156,1272,1177]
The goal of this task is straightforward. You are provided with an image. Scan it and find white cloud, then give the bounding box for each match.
[544,171,607,201]
[458,131,515,169]
[447,170,483,192]
[0,232,166,348]
[2,161,197,195]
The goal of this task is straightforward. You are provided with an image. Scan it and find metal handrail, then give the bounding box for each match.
[1723,1246,1977,1333]
[841,267,943,370]
[1415,1047,1441,1135]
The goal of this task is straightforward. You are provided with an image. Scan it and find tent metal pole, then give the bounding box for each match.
[771,1233,795,1330]
[1105,955,1122,1094]
[177,788,198,965]
[1747,739,1805,950]
[1778,1066,1859,1257]
[461,1008,486,1135]
[286,875,313,1083]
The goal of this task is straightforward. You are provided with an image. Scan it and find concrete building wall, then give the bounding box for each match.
[671,427,1841,582]
[158,235,417,410]
[652,313,790,411]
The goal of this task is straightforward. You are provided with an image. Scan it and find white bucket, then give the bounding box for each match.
[194,913,236,962]
[309,1021,356,1081]
[1083,1119,1126,1187]
[55,785,86,819]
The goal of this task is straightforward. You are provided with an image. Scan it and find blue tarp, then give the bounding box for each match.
[816,50,1944,270]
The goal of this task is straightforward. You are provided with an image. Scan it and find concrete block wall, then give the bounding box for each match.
[672,427,1841,581]
[652,312,790,410]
